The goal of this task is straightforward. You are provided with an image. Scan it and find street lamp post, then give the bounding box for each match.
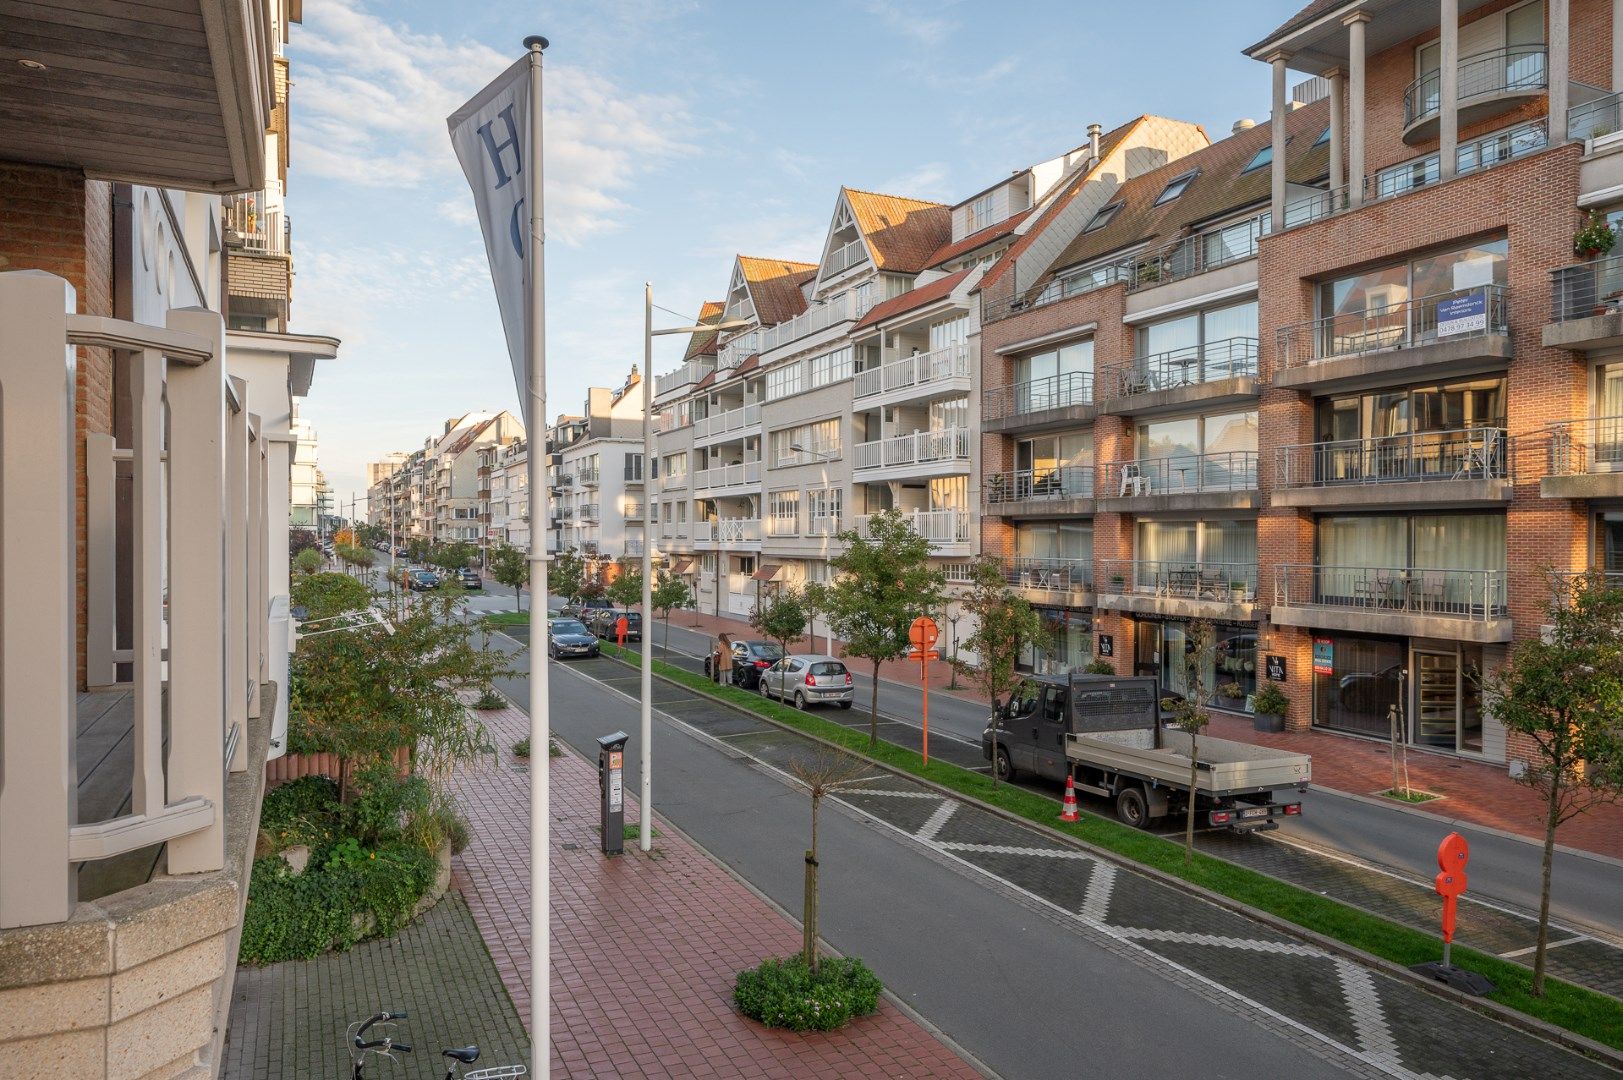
[788,441,839,655]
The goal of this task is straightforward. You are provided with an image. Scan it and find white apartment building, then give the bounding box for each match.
[547,367,648,559]
[427,410,524,547]
[485,438,530,552]
[289,399,322,532]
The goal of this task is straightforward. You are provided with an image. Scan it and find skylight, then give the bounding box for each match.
[1313,126,1330,147]
[1242,144,1274,173]
[1083,202,1122,233]
[1154,169,1199,206]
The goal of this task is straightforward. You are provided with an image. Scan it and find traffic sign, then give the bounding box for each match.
[909,616,939,650]
[907,649,940,662]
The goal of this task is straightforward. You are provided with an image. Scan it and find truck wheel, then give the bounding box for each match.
[1115,785,1150,829]
[993,748,1015,782]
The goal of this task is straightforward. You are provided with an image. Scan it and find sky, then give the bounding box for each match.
[286,0,1307,510]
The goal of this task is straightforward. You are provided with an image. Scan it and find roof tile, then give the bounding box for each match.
[853,268,972,331]
[844,189,952,273]
[738,256,818,325]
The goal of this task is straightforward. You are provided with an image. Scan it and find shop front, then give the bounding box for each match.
[1018,606,1093,674]
[1308,630,1493,757]
[1132,616,1259,714]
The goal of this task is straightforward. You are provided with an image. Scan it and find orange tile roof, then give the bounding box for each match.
[734,353,761,375]
[853,268,972,331]
[844,188,952,273]
[738,256,818,326]
[684,300,724,360]
[925,209,1033,270]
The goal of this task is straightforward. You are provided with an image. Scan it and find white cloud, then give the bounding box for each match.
[875,162,953,201]
[859,0,954,47]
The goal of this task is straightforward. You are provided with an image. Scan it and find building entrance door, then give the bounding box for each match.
[1411,644,1485,754]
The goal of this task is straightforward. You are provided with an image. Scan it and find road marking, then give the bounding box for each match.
[1334,958,1410,1071]
[935,840,1090,860]
[1498,936,1587,959]
[839,787,944,800]
[915,800,957,844]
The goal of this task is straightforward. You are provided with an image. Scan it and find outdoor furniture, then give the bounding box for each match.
[1121,368,1155,395]
[1119,463,1150,497]
[1453,429,1501,479]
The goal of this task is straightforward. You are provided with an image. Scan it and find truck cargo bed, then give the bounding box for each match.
[1066,728,1311,795]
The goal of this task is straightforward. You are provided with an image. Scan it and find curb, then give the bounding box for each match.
[600,649,1623,1072]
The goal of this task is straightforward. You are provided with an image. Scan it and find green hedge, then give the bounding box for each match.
[734,956,882,1031]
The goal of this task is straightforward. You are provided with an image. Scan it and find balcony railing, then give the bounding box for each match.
[1274,565,1507,621]
[623,501,644,520]
[1125,212,1269,293]
[661,470,689,491]
[1099,559,1259,601]
[1571,91,1623,140]
[853,342,972,399]
[1277,285,1509,370]
[854,428,972,471]
[1103,337,1259,398]
[983,263,1127,323]
[760,292,868,353]
[984,465,1094,506]
[692,402,761,440]
[1000,556,1094,593]
[693,518,763,544]
[656,359,714,398]
[222,188,289,255]
[1403,45,1547,128]
[1542,415,1623,475]
[825,236,869,276]
[718,330,760,370]
[692,460,762,491]
[853,509,972,547]
[983,371,1093,421]
[1103,452,1258,497]
[1549,252,1623,322]
[1274,427,1508,488]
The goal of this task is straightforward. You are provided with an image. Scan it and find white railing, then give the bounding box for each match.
[852,342,972,400]
[693,518,763,544]
[854,428,972,472]
[656,359,714,398]
[692,460,762,491]
[222,185,288,255]
[2,273,253,929]
[853,509,972,547]
[760,292,859,352]
[824,236,868,276]
[692,402,762,440]
[718,330,760,369]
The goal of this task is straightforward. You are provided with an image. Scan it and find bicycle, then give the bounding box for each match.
[349,1009,526,1079]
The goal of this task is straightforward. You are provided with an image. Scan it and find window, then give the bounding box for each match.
[625,453,644,481]
[660,452,687,480]
[767,490,800,535]
[1317,239,1508,337]
[1014,522,1092,560]
[1083,202,1122,233]
[1153,169,1198,205]
[1014,339,1093,410]
[1313,126,1331,147]
[1242,144,1273,173]
[968,192,998,232]
[770,419,840,467]
[929,316,967,350]
[809,346,853,389]
[766,362,805,400]
[807,487,842,534]
[1135,300,1258,383]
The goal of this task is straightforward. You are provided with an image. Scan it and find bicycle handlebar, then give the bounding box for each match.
[353,1010,412,1052]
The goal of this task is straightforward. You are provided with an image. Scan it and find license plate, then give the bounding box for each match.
[1239,807,1269,819]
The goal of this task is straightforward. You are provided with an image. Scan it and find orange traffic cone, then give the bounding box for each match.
[1059,775,1080,822]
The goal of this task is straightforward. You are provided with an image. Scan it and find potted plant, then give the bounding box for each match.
[1109,573,1126,590]
[1218,681,1245,704]
[1573,210,1616,259]
[1230,579,1248,602]
[1251,684,1289,734]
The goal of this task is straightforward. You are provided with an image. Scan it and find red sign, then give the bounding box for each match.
[1434,832,1470,943]
[909,616,939,650]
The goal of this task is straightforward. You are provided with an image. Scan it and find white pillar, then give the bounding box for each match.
[1328,69,1346,195]
[1347,13,1370,207]
[1270,52,1291,229]
[247,418,265,720]
[225,377,250,772]
[0,271,77,928]
[130,348,166,816]
[1440,0,1460,180]
[164,306,227,876]
[1613,0,1623,90]
[1550,0,1571,143]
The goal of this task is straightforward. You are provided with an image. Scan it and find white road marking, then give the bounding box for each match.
[915,800,957,844]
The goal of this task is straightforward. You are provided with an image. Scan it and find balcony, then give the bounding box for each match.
[853,428,972,479]
[1274,285,1511,393]
[1001,556,1095,607]
[982,264,1128,324]
[656,359,715,399]
[692,460,762,495]
[853,509,972,554]
[660,470,689,492]
[1100,337,1259,416]
[983,371,1095,434]
[624,501,645,521]
[577,468,600,487]
[1571,90,1623,140]
[1100,451,1259,513]
[852,342,972,406]
[1538,416,1623,499]
[580,504,600,523]
[1272,565,1511,642]
[760,291,871,353]
[1274,427,1512,509]
[692,402,762,443]
[718,331,762,370]
[1124,213,1267,295]
[1098,559,1259,621]
[223,189,290,255]
[693,518,764,548]
[1545,253,1623,351]
[824,236,869,277]
[1403,46,1547,144]
[984,465,1095,516]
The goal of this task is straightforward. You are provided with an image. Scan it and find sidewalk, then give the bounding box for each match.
[452,697,984,1079]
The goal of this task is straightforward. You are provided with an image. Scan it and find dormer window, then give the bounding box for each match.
[1153,169,1199,206]
[1083,202,1122,233]
[1313,126,1331,147]
[1242,139,1290,173]
[968,192,998,232]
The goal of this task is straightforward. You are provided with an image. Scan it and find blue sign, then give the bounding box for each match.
[1312,638,1334,676]
[1437,290,1487,337]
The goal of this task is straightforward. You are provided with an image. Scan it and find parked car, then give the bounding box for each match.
[587,610,642,641]
[407,568,440,591]
[563,596,613,618]
[395,546,409,558]
[759,655,854,710]
[548,617,600,660]
[457,567,482,589]
[704,640,784,689]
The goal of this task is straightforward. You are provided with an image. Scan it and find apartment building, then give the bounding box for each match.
[0,1,340,1073]
[289,400,324,532]
[546,367,648,559]
[483,438,530,552]
[429,411,524,548]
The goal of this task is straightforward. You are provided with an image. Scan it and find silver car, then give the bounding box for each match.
[759,655,854,710]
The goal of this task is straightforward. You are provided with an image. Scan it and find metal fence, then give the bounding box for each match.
[1097,559,1258,601]
[1404,45,1546,127]
[1274,426,1508,488]
[1124,213,1268,293]
[1549,253,1623,322]
[1276,284,1509,370]
[983,370,1093,420]
[984,465,1094,505]
[1101,452,1257,498]
[1101,337,1258,398]
[1274,564,1507,620]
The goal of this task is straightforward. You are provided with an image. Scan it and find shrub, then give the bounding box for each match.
[292,547,323,575]
[259,776,342,851]
[1252,684,1290,717]
[1084,659,1115,675]
[513,737,530,758]
[474,687,507,710]
[733,955,882,1032]
[290,571,372,621]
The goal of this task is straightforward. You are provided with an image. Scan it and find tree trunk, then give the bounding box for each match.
[517,582,524,613]
[663,613,671,657]
[1533,773,1563,997]
[1184,732,1198,866]
[805,793,821,971]
[869,661,881,749]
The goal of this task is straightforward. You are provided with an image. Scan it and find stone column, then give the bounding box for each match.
[1270,51,1292,228]
[1550,0,1570,143]
[1440,0,1459,180]
[1328,69,1346,196]
[1346,13,1371,206]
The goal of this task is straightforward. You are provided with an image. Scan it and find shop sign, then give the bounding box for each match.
[1437,290,1486,337]
[1097,633,1114,658]
[1266,654,1287,681]
[1312,637,1334,676]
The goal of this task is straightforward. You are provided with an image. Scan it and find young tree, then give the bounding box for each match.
[292,547,323,576]
[1483,571,1623,996]
[289,530,321,558]
[650,571,692,656]
[1161,619,1215,866]
[801,580,829,654]
[788,751,868,972]
[752,587,809,659]
[551,548,586,608]
[607,559,644,613]
[406,537,431,564]
[823,510,945,748]
[953,557,1047,788]
[429,541,477,573]
[489,544,529,612]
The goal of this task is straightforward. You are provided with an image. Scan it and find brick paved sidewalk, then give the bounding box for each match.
[451,698,984,1079]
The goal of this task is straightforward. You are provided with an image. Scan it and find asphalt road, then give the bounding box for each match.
[485,632,1351,1080]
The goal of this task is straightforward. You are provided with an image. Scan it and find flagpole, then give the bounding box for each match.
[523,32,550,1080]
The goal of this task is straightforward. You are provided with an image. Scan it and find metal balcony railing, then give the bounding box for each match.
[1125,212,1269,293]
[1103,337,1259,398]
[1404,45,1547,128]
[1274,427,1508,488]
[982,263,1127,323]
[1571,90,1623,140]
[1000,556,1094,593]
[853,342,972,399]
[1103,452,1258,497]
[1274,565,1508,620]
[983,371,1093,420]
[984,465,1094,506]
[853,428,972,471]
[1541,415,1623,475]
[852,509,972,547]
[1277,284,1510,370]
[223,188,289,255]
[1549,253,1623,322]
[1098,559,1258,601]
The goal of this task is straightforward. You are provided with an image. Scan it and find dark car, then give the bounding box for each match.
[395,546,409,558]
[588,610,642,641]
[457,567,482,589]
[407,568,440,591]
[563,596,613,619]
[704,639,784,689]
[548,617,599,660]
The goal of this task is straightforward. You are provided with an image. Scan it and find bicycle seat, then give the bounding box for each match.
[442,1047,480,1064]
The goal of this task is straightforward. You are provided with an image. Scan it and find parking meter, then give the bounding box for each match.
[597,731,629,855]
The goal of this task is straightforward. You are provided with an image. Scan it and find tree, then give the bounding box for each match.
[292,547,323,576]
[289,530,321,558]
[291,571,373,621]
[788,751,868,972]
[1482,571,1623,996]
[752,587,809,658]
[489,544,529,612]
[1162,619,1215,866]
[953,557,1046,788]
[801,580,829,653]
[429,542,477,573]
[551,549,586,608]
[650,571,692,656]
[823,510,945,749]
[406,537,432,564]
[607,559,644,613]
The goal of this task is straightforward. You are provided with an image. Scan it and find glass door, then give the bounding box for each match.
[1412,649,1459,748]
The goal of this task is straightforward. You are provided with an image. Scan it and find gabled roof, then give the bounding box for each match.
[843,188,952,273]
[684,300,724,360]
[853,268,973,331]
[925,209,1033,270]
[1248,0,1352,55]
[445,416,498,458]
[737,256,818,325]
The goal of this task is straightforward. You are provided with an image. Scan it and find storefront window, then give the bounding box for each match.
[1020,608,1092,674]
[1312,634,1405,738]
[1137,619,1256,711]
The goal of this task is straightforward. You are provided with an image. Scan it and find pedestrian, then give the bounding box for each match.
[716,632,733,685]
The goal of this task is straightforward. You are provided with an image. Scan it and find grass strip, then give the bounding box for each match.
[600,642,1623,1053]
[483,611,530,627]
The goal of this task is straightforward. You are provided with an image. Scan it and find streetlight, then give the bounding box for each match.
[789,442,839,655]
[642,284,748,852]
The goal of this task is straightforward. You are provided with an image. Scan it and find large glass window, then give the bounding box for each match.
[1014,522,1092,560]
[1313,633,1406,738]
[1135,411,1258,492]
[1318,240,1507,351]
[1135,300,1258,386]
[1318,512,1506,610]
[1014,339,1093,410]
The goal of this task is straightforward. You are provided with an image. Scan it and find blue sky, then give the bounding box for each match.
[287,0,1305,507]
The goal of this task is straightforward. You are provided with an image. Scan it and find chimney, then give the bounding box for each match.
[1087,123,1102,164]
[1233,118,1256,136]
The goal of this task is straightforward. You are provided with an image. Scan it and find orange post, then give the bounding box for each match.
[921,650,929,766]
[909,617,940,767]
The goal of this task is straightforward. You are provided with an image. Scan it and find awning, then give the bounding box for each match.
[751,564,782,582]
[670,558,694,574]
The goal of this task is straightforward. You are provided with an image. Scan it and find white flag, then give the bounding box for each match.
[448,55,533,401]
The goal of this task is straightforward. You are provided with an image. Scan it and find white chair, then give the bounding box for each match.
[1119,463,1150,497]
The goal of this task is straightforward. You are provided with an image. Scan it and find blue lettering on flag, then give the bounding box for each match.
[476,104,523,189]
